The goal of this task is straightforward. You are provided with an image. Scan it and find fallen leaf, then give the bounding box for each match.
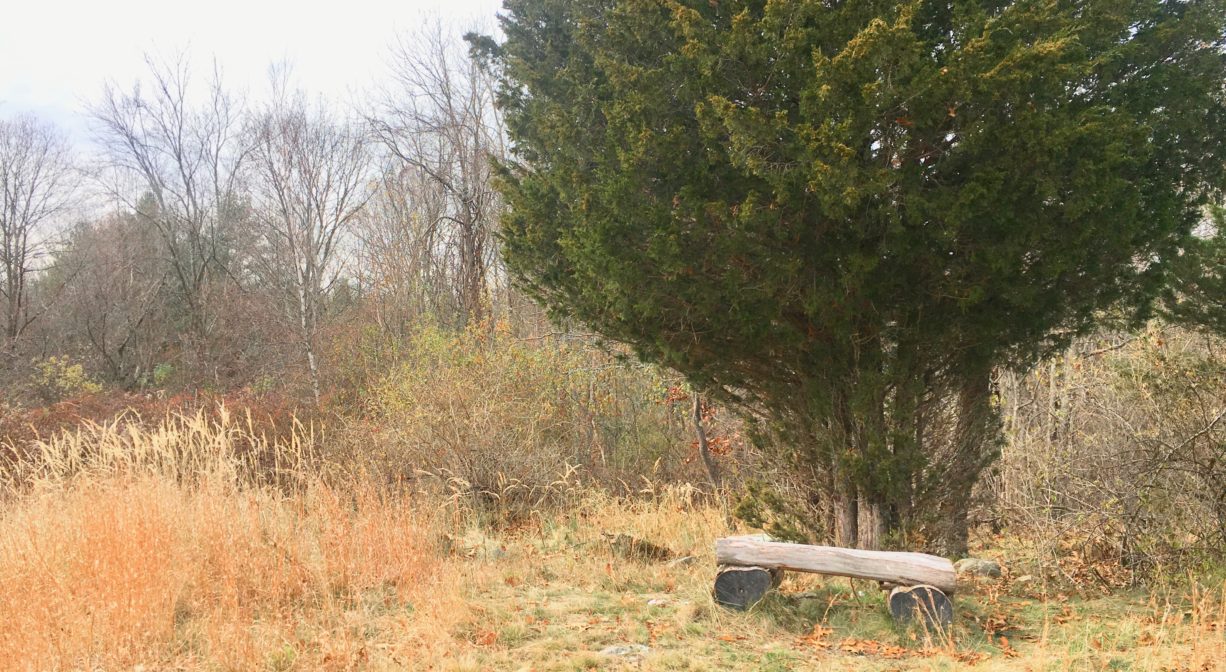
[953,650,992,664]
[475,630,498,647]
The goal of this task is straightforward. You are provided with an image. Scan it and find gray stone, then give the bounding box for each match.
[888,584,954,632]
[954,558,1002,578]
[599,644,650,659]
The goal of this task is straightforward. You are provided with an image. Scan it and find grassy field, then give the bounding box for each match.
[420,523,1225,671]
[0,412,1222,671]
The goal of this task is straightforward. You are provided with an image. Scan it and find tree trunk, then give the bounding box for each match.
[943,498,970,560]
[692,394,721,489]
[940,371,994,557]
[858,495,886,551]
[306,343,322,407]
[297,282,322,407]
[888,584,954,631]
[713,565,783,610]
[834,474,858,548]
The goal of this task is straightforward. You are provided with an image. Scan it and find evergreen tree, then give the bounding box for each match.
[475,0,1226,552]
[1165,206,1226,335]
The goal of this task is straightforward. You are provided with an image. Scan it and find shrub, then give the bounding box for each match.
[359,324,714,519]
[990,325,1226,581]
[28,356,102,403]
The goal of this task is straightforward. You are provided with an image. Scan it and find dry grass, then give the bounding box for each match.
[391,499,1226,672]
[0,410,1222,671]
[0,411,457,671]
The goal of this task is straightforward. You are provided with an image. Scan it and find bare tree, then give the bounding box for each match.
[368,21,507,330]
[89,54,249,372]
[249,84,372,404]
[43,213,169,386]
[0,114,75,354]
[36,204,284,391]
[357,156,450,335]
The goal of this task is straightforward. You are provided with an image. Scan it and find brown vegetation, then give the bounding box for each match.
[992,326,1226,582]
[0,407,1222,670]
[0,412,451,670]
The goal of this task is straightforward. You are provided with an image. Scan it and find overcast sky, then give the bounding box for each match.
[0,0,504,143]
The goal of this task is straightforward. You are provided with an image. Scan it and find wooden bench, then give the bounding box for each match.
[713,536,957,629]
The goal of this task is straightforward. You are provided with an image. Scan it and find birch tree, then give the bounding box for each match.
[250,88,372,404]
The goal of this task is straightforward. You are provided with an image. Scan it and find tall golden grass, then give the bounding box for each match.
[0,411,453,671]
[0,407,1222,671]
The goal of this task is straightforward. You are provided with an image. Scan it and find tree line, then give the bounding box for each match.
[0,24,512,402]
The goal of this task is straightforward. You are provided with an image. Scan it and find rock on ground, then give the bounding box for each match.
[600,644,650,659]
[955,557,1002,578]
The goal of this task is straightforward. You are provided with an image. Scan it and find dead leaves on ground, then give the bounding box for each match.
[796,624,993,664]
[951,650,993,664]
[799,627,912,660]
[834,638,915,659]
[979,612,1014,637]
[474,629,499,647]
[796,625,834,650]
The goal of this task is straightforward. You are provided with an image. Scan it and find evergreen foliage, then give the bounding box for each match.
[1165,207,1226,336]
[476,0,1226,551]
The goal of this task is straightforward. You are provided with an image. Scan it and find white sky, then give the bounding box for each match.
[0,0,504,143]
